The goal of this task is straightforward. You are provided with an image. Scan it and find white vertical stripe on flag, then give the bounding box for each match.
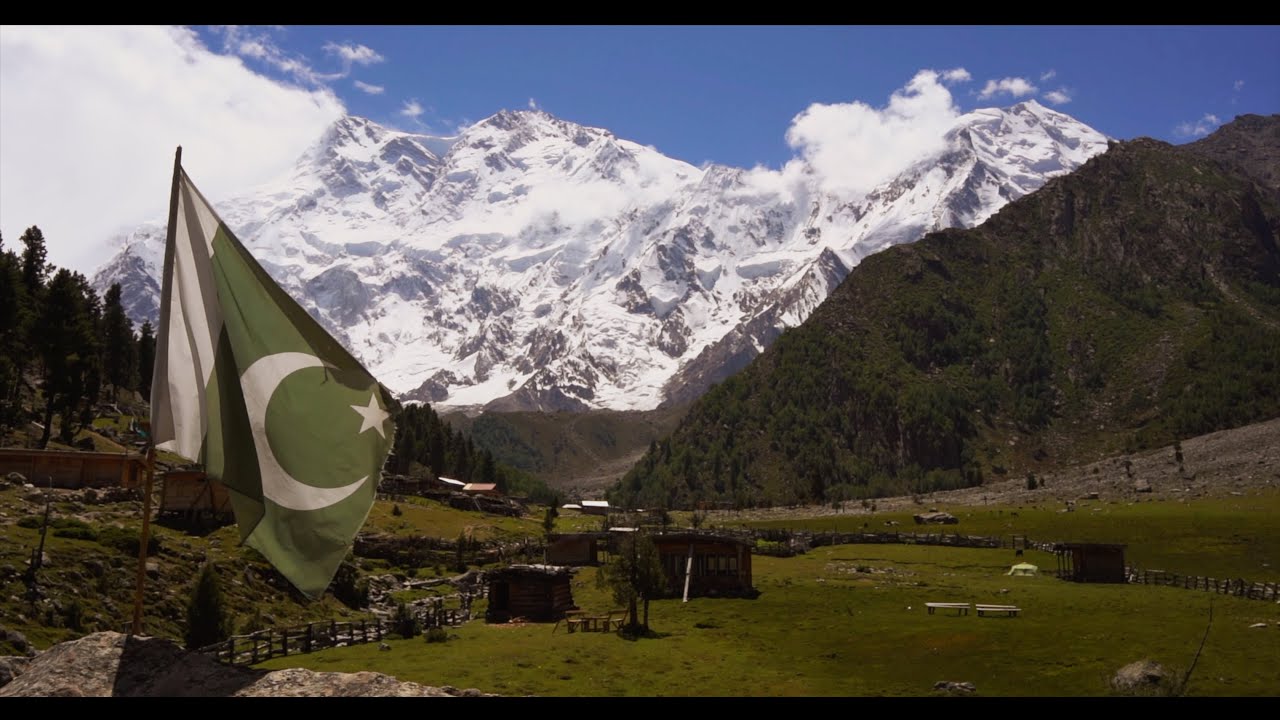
[152,172,225,459]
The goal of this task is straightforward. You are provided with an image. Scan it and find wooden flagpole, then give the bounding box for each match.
[130,146,182,637]
[129,442,156,635]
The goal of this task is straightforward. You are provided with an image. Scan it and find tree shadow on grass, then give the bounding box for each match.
[614,626,672,642]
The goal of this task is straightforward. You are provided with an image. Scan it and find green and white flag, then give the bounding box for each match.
[151,151,393,599]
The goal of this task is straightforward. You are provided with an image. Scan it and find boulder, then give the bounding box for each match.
[0,657,31,688]
[1134,478,1153,493]
[913,512,958,525]
[933,680,975,693]
[1111,660,1170,693]
[1,628,30,654]
[0,632,495,697]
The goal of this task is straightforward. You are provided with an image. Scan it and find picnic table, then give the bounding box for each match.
[557,609,627,633]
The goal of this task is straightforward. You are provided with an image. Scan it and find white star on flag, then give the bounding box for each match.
[350,393,390,438]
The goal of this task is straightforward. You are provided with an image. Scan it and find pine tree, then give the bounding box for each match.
[136,321,155,400]
[0,240,25,428]
[36,269,100,447]
[100,283,137,397]
[19,226,47,295]
[184,562,231,650]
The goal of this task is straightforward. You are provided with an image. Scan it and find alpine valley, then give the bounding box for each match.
[93,101,1108,414]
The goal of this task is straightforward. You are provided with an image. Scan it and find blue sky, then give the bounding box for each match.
[2,25,1277,272]
[197,25,1279,168]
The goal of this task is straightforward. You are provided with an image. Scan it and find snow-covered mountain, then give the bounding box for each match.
[93,100,1108,412]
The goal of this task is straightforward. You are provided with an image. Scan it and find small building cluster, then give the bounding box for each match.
[547,529,756,599]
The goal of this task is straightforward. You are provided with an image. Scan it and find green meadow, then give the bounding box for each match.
[730,491,1280,582]
[259,490,1280,697]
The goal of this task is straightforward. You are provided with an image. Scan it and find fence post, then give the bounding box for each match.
[281,628,288,657]
[225,636,234,665]
[305,623,313,653]
[376,620,382,642]
[251,632,259,665]
[331,619,337,646]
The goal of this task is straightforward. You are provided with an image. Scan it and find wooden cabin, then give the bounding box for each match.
[462,482,499,496]
[546,532,608,566]
[485,564,576,623]
[159,469,233,521]
[0,447,145,489]
[579,500,610,516]
[651,532,755,598]
[1054,542,1127,583]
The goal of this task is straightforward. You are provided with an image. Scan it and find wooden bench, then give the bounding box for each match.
[925,602,971,615]
[554,610,586,634]
[975,604,1021,617]
[605,609,627,631]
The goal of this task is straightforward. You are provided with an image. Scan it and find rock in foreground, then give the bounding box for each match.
[0,632,491,697]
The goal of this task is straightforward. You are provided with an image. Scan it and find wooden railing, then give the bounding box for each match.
[1125,567,1280,601]
[196,619,384,666]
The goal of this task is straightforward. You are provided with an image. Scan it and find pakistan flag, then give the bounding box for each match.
[151,154,393,599]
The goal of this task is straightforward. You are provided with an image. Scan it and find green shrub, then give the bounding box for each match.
[97,526,160,556]
[424,626,448,644]
[392,601,420,639]
[185,562,231,650]
[63,599,85,631]
[16,515,41,529]
[53,525,98,541]
[330,561,369,609]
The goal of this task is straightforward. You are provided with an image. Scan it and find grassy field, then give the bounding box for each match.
[259,544,1280,696]
[721,490,1280,583]
[258,488,1280,697]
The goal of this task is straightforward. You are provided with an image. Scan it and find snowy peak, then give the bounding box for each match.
[93,102,1109,413]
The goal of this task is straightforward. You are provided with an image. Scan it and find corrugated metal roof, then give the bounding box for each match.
[436,476,465,486]
[462,483,498,492]
[580,500,610,508]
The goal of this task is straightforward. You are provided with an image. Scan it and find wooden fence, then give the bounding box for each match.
[196,597,477,666]
[1126,567,1280,601]
[197,619,384,667]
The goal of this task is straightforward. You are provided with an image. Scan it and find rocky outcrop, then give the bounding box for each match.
[0,632,492,697]
[1111,660,1172,694]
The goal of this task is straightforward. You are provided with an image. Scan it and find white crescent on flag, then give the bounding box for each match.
[239,351,368,512]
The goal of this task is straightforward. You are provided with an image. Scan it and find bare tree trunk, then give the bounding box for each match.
[38,389,54,448]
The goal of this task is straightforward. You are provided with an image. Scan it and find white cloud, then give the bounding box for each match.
[978,77,1038,100]
[941,68,971,84]
[0,26,345,274]
[1043,88,1072,105]
[759,69,962,197]
[323,41,384,69]
[354,80,384,95]
[528,98,539,110]
[400,99,425,119]
[1040,69,1056,82]
[1233,79,1245,91]
[1174,113,1222,139]
[214,25,339,86]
